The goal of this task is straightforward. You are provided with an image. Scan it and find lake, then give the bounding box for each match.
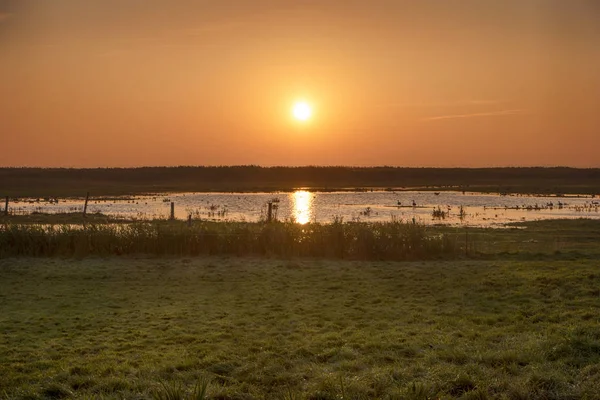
[10,190,600,227]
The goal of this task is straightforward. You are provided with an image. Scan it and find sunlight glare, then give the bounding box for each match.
[292,190,313,224]
[292,101,312,122]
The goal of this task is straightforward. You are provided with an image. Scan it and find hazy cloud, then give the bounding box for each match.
[466,100,505,105]
[0,12,12,22]
[185,21,247,36]
[381,99,506,109]
[425,109,527,121]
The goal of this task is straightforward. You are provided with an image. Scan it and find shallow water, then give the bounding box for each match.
[9,191,600,227]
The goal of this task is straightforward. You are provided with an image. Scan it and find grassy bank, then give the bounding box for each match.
[0,212,124,225]
[438,219,600,258]
[1,257,599,399]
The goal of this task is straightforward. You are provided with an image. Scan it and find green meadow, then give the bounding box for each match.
[1,231,600,399]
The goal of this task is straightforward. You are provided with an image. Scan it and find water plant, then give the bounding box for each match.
[432,206,447,220]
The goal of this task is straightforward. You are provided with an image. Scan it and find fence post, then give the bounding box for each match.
[3,196,8,216]
[170,202,175,220]
[267,202,273,222]
[83,192,89,217]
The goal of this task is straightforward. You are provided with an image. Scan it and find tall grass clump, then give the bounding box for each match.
[152,376,210,400]
[0,220,458,259]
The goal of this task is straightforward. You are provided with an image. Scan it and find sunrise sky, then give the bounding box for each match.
[1,0,599,167]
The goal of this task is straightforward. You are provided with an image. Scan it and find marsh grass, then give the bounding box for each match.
[1,256,600,399]
[2,218,599,260]
[0,220,458,260]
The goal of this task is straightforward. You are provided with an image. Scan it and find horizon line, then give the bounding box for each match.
[1,165,599,170]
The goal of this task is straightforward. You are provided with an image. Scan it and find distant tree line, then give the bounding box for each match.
[1,166,599,197]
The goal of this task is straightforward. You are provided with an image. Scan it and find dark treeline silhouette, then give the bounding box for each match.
[2,166,600,197]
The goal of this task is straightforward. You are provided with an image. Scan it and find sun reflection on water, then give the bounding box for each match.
[292,190,313,224]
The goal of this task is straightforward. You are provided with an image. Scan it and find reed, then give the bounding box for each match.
[0,220,458,260]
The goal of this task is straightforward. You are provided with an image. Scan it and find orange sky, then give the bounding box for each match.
[1,1,599,167]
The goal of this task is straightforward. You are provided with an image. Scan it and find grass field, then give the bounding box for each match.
[2,256,600,399]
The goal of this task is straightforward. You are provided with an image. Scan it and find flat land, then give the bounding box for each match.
[2,256,599,399]
[2,166,600,197]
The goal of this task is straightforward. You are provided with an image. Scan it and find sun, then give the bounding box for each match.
[292,101,312,121]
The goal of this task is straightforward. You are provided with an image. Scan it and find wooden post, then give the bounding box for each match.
[4,196,8,216]
[83,192,89,217]
[267,202,273,223]
[170,202,175,220]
